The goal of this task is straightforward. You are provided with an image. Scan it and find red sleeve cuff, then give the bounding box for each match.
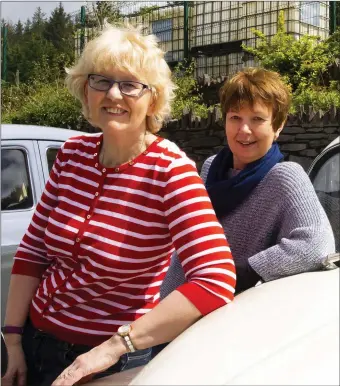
[12,260,48,279]
[176,282,227,315]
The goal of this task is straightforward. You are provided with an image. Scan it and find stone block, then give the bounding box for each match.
[282,126,305,134]
[289,155,312,171]
[171,131,188,140]
[300,149,318,157]
[307,127,324,133]
[295,133,327,140]
[328,134,340,142]
[309,139,330,148]
[187,137,221,148]
[277,134,295,142]
[281,143,307,151]
[324,127,338,134]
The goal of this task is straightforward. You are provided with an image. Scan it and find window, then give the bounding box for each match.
[152,19,172,42]
[300,1,320,27]
[1,149,33,211]
[46,148,59,173]
[311,146,340,252]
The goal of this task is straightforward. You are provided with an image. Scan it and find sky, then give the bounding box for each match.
[1,1,84,24]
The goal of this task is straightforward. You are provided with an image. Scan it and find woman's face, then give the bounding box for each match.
[225,102,282,170]
[85,69,154,136]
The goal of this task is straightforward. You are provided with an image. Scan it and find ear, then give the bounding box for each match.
[146,90,156,117]
[84,80,89,105]
[274,125,284,140]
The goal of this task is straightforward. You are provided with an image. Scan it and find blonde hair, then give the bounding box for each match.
[220,68,291,131]
[65,22,176,133]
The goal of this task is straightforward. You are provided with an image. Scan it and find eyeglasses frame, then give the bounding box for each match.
[87,73,151,97]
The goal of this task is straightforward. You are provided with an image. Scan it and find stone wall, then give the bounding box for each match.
[159,107,340,172]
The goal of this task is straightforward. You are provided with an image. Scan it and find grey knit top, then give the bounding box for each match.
[160,158,335,298]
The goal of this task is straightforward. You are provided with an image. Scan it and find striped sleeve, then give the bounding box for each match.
[12,144,66,278]
[163,157,236,315]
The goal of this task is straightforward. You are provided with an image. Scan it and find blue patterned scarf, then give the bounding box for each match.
[206,142,284,218]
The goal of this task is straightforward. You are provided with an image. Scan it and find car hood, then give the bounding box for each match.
[130,269,339,385]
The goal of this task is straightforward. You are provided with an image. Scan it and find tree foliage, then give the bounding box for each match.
[242,11,340,112]
[171,60,211,119]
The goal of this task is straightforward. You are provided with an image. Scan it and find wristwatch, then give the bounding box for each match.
[117,324,136,353]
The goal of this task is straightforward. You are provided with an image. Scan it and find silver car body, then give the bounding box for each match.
[1,124,84,322]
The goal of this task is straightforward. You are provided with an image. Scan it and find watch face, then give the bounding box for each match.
[118,324,131,336]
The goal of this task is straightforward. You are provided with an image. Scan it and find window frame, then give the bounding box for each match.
[1,145,35,213]
[45,146,61,174]
[308,142,340,185]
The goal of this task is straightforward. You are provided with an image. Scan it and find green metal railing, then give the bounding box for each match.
[70,1,332,79]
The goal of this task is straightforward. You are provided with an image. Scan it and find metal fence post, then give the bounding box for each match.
[80,5,86,53]
[1,24,8,81]
[184,1,189,60]
[329,1,337,34]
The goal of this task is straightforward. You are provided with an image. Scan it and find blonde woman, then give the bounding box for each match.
[2,24,235,386]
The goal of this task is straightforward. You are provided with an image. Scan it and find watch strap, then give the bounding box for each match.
[1,326,24,335]
[122,334,136,353]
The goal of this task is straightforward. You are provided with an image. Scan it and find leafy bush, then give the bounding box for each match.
[2,82,83,130]
[242,11,339,113]
[171,60,211,119]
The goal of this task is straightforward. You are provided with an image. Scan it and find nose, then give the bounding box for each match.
[238,122,252,134]
[106,82,123,100]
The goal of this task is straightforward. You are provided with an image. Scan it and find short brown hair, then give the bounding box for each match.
[220,68,291,131]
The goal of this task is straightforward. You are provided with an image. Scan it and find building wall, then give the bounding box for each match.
[159,107,340,172]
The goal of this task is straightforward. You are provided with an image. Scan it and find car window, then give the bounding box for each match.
[46,148,59,173]
[312,147,340,252]
[1,149,34,211]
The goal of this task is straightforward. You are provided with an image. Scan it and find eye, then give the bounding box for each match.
[96,78,110,85]
[229,115,240,120]
[253,117,265,121]
[122,82,139,90]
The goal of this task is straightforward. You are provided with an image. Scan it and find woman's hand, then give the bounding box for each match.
[52,334,127,386]
[1,340,27,386]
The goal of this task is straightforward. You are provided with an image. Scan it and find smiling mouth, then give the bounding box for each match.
[104,107,127,115]
[237,141,256,146]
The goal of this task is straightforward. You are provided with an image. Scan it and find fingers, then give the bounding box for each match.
[52,363,85,386]
[52,339,121,386]
[1,374,13,386]
[17,369,27,386]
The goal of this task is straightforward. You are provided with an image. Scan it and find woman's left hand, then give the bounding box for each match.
[52,335,127,386]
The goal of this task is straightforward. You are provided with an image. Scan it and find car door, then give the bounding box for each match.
[308,140,340,252]
[1,140,43,322]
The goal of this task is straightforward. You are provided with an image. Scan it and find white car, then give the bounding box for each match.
[87,137,340,386]
[1,124,83,322]
[1,126,339,385]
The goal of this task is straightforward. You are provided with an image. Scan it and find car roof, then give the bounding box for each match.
[324,136,340,151]
[1,124,86,142]
[126,269,339,385]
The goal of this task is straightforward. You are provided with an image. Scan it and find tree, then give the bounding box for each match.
[85,1,122,29]
[242,11,340,112]
[15,20,23,37]
[31,7,47,37]
[44,3,75,69]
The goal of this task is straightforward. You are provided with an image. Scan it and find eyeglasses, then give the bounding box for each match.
[88,74,151,97]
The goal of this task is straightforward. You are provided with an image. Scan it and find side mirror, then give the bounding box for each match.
[1,332,8,378]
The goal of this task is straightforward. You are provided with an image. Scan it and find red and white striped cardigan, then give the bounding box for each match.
[12,133,235,346]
